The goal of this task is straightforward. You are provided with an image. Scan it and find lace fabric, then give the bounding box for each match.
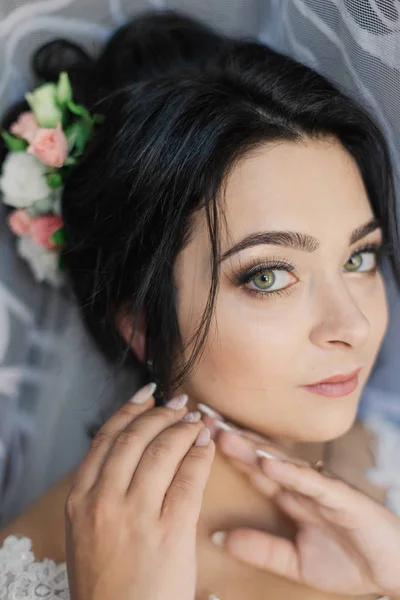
[0,535,70,600]
[0,535,222,600]
[0,534,393,600]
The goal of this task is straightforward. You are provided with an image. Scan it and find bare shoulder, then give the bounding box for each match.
[0,468,78,563]
[326,419,387,504]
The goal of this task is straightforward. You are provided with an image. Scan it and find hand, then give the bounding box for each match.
[65,384,215,600]
[199,405,400,598]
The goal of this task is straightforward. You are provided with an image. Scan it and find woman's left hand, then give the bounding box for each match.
[201,408,400,598]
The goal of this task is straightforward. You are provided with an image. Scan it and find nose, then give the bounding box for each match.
[309,278,371,350]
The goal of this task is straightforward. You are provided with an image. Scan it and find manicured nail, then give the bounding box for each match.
[166,394,189,410]
[197,402,224,420]
[211,530,226,547]
[256,448,280,460]
[214,420,243,436]
[130,382,157,404]
[182,411,202,423]
[195,427,211,446]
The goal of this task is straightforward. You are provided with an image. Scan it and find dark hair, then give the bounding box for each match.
[3,10,399,404]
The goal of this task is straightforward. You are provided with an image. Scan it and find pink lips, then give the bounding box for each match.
[302,368,362,398]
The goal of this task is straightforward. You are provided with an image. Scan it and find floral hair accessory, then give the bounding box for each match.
[0,71,103,287]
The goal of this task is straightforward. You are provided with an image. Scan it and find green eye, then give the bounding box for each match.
[249,269,296,293]
[344,251,377,273]
[252,271,276,290]
[345,253,362,272]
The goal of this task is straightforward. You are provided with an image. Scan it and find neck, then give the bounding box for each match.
[187,397,326,598]
[199,439,325,538]
[183,395,325,535]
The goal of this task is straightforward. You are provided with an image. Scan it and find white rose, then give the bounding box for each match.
[0,152,52,209]
[16,236,65,288]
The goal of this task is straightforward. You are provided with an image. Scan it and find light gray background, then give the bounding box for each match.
[1,0,400,525]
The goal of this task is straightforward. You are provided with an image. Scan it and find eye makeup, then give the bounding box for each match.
[228,239,390,301]
[231,257,297,301]
[232,256,296,287]
[347,241,388,275]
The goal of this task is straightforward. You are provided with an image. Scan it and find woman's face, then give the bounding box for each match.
[174,137,388,442]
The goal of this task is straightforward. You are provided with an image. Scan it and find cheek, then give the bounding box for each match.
[183,290,304,392]
[363,273,388,357]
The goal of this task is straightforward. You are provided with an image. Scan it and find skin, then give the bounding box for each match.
[0,136,395,600]
[65,389,215,600]
[175,136,388,443]
[124,135,393,599]
[202,415,400,597]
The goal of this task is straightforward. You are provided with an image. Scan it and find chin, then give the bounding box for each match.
[295,403,359,443]
[281,383,364,443]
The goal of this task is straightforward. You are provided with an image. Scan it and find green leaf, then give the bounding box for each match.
[26,83,63,128]
[56,72,73,107]
[65,123,78,152]
[58,253,66,270]
[64,156,77,166]
[50,227,66,246]
[67,100,92,123]
[46,172,63,188]
[93,113,105,124]
[65,118,92,157]
[1,130,28,152]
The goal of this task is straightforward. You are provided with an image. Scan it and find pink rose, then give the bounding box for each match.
[10,112,39,143]
[30,215,64,250]
[7,209,33,236]
[27,122,68,168]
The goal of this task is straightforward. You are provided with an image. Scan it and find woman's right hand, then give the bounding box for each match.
[65,383,215,600]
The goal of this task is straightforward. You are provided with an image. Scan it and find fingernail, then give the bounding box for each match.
[166,394,189,410]
[197,403,224,420]
[182,410,202,423]
[130,382,157,404]
[211,530,226,547]
[214,420,243,436]
[221,433,255,462]
[195,427,211,446]
[256,448,280,461]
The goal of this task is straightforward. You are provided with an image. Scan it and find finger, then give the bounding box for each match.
[248,471,281,498]
[196,403,246,441]
[200,413,220,439]
[197,401,306,463]
[223,454,280,497]
[227,457,255,475]
[275,490,323,524]
[218,430,257,463]
[162,429,215,523]
[216,432,298,498]
[213,528,300,581]
[260,458,353,511]
[277,490,359,533]
[71,383,157,494]
[129,416,206,513]
[216,429,309,469]
[95,395,190,494]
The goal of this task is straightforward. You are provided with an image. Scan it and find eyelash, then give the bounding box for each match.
[232,242,390,301]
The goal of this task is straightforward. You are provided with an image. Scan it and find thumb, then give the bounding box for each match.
[211,528,301,580]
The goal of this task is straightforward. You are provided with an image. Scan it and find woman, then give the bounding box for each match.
[1,10,400,600]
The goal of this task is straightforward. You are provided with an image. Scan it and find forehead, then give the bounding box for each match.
[221,137,374,243]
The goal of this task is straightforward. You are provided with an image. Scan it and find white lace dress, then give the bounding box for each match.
[0,535,69,600]
[0,535,224,600]
[0,534,392,600]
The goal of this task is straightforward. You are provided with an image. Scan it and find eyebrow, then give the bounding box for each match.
[218,218,381,263]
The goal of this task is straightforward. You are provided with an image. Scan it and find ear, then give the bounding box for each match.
[116,309,147,363]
